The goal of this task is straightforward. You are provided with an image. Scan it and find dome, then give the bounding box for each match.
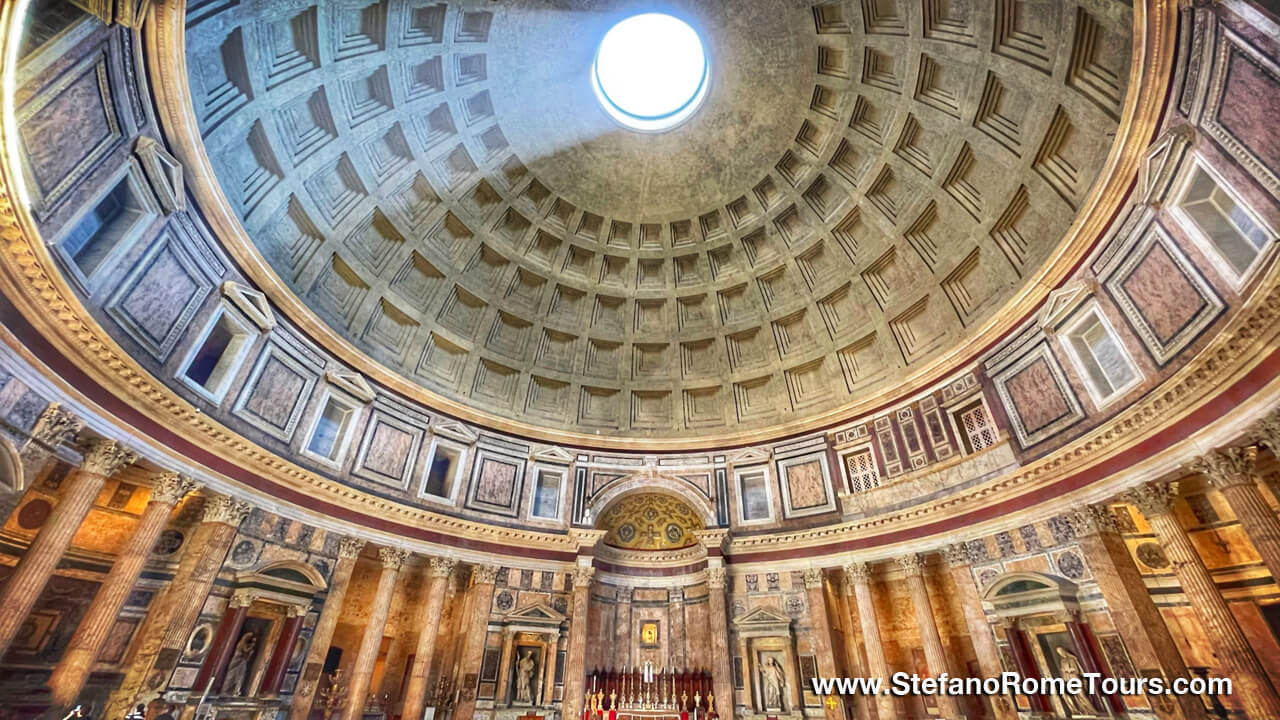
[182,0,1128,443]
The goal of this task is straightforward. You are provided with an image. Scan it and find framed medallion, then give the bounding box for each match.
[639,621,660,647]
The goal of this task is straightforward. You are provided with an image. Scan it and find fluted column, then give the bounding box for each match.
[402,557,457,720]
[801,569,842,720]
[845,562,896,720]
[1066,505,1205,720]
[261,604,308,696]
[941,544,1017,720]
[541,630,559,706]
[836,576,871,720]
[898,554,963,719]
[615,586,633,668]
[1128,481,1280,720]
[669,587,687,668]
[0,438,135,656]
[704,563,734,717]
[454,564,499,720]
[48,471,199,708]
[496,627,518,705]
[1194,446,1280,582]
[190,590,256,696]
[106,495,252,717]
[564,564,595,720]
[341,547,410,720]
[289,537,366,720]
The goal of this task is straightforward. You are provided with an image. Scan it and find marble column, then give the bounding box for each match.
[1067,505,1206,720]
[801,569,842,720]
[669,587,687,668]
[454,564,499,720]
[704,563,734,717]
[564,564,596,720]
[261,604,307,696]
[845,562,896,720]
[541,631,559,706]
[191,590,255,696]
[341,547,410,720]
[402,557,456,720]
[6,403,81,524]
[106,495,252,717]
[0,438,135,656]
[1127,481,1280,720]
[1193,446,1280,582]
[942,543,1017,720]
[898,554,963,719]
[496,628,518,705]
[48,470,199,708]
[836,575,872,720]
[289,537,366,720]
[1003,620,1051,715]
[614,585,632,668]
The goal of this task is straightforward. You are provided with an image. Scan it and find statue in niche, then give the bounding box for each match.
[515,649,537,704]
[762,657,786,709]
[221,632,257,696]
[1054,646,1096,716]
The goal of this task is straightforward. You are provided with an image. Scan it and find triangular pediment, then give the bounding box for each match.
[728,447,770,465]
[1037,280,1093,331]
[531,445,574,465]
[433,420,478,444]
[221,281,275,331]
[134,136,185,214]
[1138,125,1195,207]
[505,602,566,625]
[732,606,792,628]
[326,370,375,404]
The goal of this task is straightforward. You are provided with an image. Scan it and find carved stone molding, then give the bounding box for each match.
[202,495,253,526]
[377,547,411,570]
[428,557,458,578]
[149,471,200,505]
[669,587,685,603]
[80,438,137,477]
[1191,446,1258,490]
[337,536,367,560]
[616,586,633,602]
[1124,482,1179,518]
[230,590,258,608]
[287,604,310,618]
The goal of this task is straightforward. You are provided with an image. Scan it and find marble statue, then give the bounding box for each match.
[1055,646,1097,716]
[762,657,786,709]
[222,632,257,696]
[516,649,536,703]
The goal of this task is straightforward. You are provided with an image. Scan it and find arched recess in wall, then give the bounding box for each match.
[593,485,711,551]
[589,472,718,531]
[0,436,23,495]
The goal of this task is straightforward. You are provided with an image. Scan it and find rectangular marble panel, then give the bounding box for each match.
[106,230,213,360]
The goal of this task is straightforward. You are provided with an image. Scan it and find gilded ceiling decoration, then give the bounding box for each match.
[182,0,1134,439]
[597,493,705,550]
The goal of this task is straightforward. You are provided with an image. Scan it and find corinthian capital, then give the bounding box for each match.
[943,543,973,568]
[572,565,596,587]
[1252,410,1280,453]
[377,547,411,570]
[337,536,367,560]
[843,562,871,586]
[428,556,458,578]
[1123,481,1178,518]
[202,495,253,526]
[28,403,82,450]
[895,554,925,577]
[80,438,137,477]
[802,568,825,589]
[149,471,200,505]
[1191,446,1258,490]
[705,567,726,589]
[1066,505,1120,538]
[472,563,501,585]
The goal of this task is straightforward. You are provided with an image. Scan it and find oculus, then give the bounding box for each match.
[592,13,709,132]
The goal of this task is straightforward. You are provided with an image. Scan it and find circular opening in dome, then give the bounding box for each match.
[592,13,709,132]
